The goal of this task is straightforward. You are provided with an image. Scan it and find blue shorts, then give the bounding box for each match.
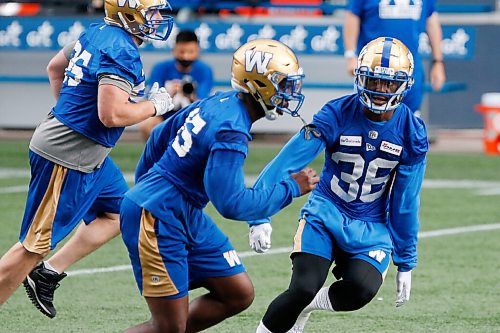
[120,192,246,298]
[293,193,392,275]
[19,150,128,254]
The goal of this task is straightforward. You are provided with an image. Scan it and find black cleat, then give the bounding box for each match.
[23,262,67,318]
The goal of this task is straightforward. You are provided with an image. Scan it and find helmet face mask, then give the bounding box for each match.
[231,39,305,120]
[104,0,174,42]
[268,70,305,117]
[355,37,414,113]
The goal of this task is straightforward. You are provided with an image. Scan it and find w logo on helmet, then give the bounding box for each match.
[117,0,139,8]
[245,50,273,74]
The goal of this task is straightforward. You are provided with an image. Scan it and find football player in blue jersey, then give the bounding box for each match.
[254,37,428,333]
[119,39,319,333]
[0,0,175,318]
[343,0,446,115]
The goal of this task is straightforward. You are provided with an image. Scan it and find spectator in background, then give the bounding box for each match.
[343,0,446,115]
[139,29,214,140]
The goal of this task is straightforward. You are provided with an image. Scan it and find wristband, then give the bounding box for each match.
[432,59,443,64]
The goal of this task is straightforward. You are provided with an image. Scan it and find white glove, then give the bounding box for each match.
[396,270,412,307]
[249,223,272,253]
[148,82,174,116]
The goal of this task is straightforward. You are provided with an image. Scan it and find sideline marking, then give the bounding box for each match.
[2,171,500,195]
[66,222,500,277]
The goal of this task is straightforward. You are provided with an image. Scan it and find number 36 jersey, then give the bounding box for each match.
[313,93,428,222]
[52,23,145,148]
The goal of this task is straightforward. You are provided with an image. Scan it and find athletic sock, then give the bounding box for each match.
[256,320,273,333]
[43,261,61,274]
[290,287,334,332]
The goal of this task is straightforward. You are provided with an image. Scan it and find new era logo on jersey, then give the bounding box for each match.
[380,141,402,156]
[366,143,376,151]
[340,135,362,147]
[245,50,273,74]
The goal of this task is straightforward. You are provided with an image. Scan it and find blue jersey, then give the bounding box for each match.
[128,90,300,221]
[347,0,436,111]
[149,59,213,99]
[52,23,145,147]
[142,91,251,208]
[313,94,427,221]
[250,93,428,270]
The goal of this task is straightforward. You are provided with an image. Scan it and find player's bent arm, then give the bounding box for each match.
[47,50,69,100]
[98,83,156,127]
[47,41,75,100]
[388,159,427,272]
[248,129,325,225]
[205,149,300,221]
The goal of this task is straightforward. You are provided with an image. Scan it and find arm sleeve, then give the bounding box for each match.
[62,41,76,60]
[205,149,301,221]
[248,128,326,225]
[388,159,427,272]
[97,48,141,84]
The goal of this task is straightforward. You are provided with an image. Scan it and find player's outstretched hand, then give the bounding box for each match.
[148,82,175,116]
[249,223,272,253]
[396,270,412,307]
[291,167,319,196]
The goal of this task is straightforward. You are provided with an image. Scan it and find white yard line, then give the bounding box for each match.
[0,185,29,194]
[1,168,500,194]
[66,222,500,277]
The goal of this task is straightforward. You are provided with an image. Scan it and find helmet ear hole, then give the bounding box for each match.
[124,13,135,22]
[254,80,267,88]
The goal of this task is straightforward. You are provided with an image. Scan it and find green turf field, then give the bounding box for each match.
[1,140,500,333]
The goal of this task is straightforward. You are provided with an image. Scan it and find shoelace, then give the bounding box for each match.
[36,279,61,303]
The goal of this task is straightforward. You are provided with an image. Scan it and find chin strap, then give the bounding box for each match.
[297,115,321,140]
[243,80,278,120]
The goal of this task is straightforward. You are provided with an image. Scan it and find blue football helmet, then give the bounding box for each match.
[355,37,414,113]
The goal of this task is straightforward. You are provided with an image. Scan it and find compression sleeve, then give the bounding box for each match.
[247,128,325,225]
[62,41,77,60]
[388,159,427,272]
[204,149,301,221]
